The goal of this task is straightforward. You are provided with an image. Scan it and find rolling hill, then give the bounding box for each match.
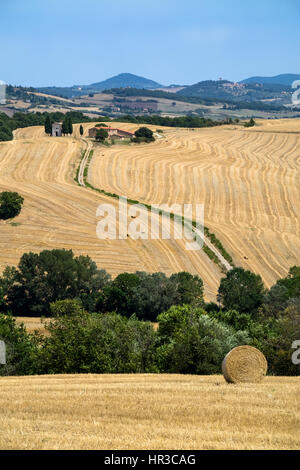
[241,74,300,86]
[86,73,163,91]
[0,123,221,301]
[176,79,292,103]
[38,73,163,98]
[88,119,300,288]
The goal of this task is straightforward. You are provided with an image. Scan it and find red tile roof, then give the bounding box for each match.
[95,126,134,135]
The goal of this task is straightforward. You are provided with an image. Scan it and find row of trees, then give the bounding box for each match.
[0,249,299,376]
[0,304,248,376]
[0,111,94,142]
[112,114,228,128]
[1,249,299,320]
[0,249,203,318]
[0,297,299,376]
[44,115,73,136]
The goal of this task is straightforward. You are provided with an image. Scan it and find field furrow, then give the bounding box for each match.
[0,125,221,301]
[88,119,300,287]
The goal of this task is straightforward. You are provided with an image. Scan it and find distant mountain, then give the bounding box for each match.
[241,74,300,86]
[86,73,163,91]
[37,73,163,98]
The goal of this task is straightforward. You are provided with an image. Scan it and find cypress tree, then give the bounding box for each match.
[44,115,52,135]
[79,125,84,136]
[62,118,67,135]
[67,115,73,135]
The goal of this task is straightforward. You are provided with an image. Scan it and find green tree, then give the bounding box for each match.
[134,127,154,140]
[50,298,85,317]
[156,305,249,374]
[79,124,84,136]
[62,118,68,135]
[103,273,140,316]
[262,283,289,317]
[1,249,111,316]
[0,191,24,220]
[170,272,204,307]
[37,308,158,374]
[95,128,108,142]
[67,115,73,134]
[218,267,265,314]
[131,272,178,321]
[276,266,300,299]
[244,118,256,128]
[100,271,183,321]
[0,314,39,376]
[44,115,52,135]
[258,303,300,376]
[0,122,13,141]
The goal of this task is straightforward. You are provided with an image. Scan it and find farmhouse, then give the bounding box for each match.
[52,122,62,137]
[88,126,134,139]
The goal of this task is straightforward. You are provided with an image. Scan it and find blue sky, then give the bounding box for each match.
[0,0,299,87]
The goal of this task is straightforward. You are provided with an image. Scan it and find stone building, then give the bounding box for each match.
[88,126,134,139]
[52,122,62,137]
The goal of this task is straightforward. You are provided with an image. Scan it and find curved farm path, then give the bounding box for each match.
[0,124,221,301]
[89,119,300,288]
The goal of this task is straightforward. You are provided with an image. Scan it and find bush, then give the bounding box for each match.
[0,191,24,220]
[0,122,13,141]
[256,304,300,376]
[218,267,265,314]
[95,128,108,142]
[99,271,203,321]
[37,306,158,374]
[0,314,39,376]
[156,305,249,374]
[134,127,154,142]
[244,118,256,128]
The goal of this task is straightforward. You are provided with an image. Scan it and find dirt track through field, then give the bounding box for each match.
[88,120,300,287]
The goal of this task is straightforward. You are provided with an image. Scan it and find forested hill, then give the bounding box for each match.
[241,74,300,86]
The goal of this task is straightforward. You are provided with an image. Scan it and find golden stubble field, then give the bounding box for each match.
[0,374,299,450]
[1,119,300,299]
[0,123,221,301]
[89,119,300,288]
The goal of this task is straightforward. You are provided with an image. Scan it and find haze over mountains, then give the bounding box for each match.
[37,72,300,99]
[241,74,300,86]
[34,72,300,108]
[82,73,163,91]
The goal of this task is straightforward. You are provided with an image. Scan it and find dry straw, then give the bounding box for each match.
[222,346,268,383]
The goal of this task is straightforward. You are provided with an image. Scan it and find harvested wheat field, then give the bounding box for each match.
[0,374,299,450]
[0,124,221,301]
[89,119,300,288]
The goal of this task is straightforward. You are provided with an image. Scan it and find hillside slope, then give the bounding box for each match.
[241,74,300,86]
[87,73,162,90]
[0,124,221,301]
[88,119,300,288]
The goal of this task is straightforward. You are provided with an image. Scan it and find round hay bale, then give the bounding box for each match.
[222,346,267,384]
